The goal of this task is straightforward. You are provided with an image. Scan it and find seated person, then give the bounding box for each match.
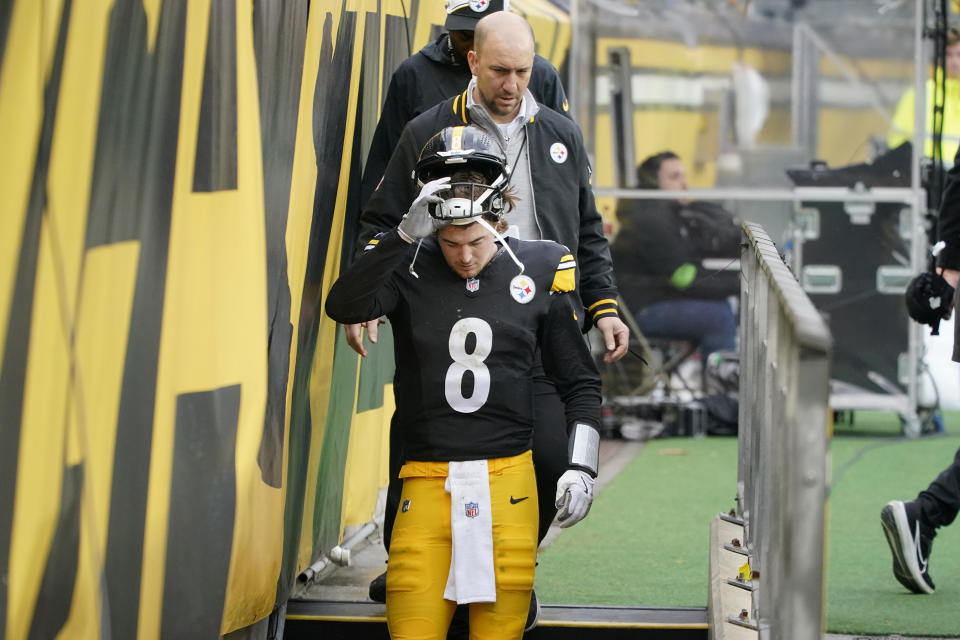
[610,151,741,363]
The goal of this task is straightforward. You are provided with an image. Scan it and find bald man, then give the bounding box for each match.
[357,0,570,210]
[353,12,628,632]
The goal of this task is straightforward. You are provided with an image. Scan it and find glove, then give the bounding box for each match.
[554,469,595,528]
[397,176,451,242]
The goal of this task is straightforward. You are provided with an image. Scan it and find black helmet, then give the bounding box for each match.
[415,126,509,222]
[905,271,954,335]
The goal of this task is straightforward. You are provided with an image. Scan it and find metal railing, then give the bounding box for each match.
[736,222,832,639]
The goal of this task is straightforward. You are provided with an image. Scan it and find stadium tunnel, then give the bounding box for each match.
[1,0,950,638]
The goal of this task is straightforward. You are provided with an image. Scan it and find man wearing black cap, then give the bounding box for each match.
[358,0,570,209]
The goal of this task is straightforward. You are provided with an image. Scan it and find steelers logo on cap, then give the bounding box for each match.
[470,0,490,12]
[550,142,568,164]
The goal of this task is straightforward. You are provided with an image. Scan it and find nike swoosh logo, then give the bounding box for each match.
[510,496,529,504]
[914,520,929,573]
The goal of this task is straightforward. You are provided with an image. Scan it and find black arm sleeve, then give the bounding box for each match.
[324,230,409,324]
[539,292,603,431]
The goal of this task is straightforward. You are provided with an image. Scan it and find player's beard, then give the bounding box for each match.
[479,87,520,119]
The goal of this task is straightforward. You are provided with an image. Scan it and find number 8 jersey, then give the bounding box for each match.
[325,229,602,463]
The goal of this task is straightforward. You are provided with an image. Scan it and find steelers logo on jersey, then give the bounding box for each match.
[510,275,536,304]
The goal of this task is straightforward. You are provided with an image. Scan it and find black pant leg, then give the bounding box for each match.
[532,375,568,544]
[382,412,404,552]
[917,445,960,530]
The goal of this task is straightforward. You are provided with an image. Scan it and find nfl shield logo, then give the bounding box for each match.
[465,502,479,518]
[466,278,479,292]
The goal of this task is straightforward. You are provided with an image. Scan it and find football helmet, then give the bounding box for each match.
[415,126,509,223]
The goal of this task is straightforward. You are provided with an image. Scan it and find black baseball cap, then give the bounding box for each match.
[445,0,507,31]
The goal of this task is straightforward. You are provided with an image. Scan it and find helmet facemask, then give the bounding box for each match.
[432,168,507,225]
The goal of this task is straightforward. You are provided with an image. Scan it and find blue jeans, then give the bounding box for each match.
[635,299,737,360]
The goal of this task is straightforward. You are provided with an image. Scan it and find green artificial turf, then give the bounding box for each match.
[826,412,960,635]
[535,436,739,607]
[534,411,960,636]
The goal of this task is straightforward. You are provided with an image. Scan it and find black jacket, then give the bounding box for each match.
[359,33,570,208]
[357,90,619,325]
[937,158,960,359]
[611,199,740,313]
[940,159,960,272]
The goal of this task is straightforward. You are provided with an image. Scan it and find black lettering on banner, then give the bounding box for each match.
[277,5,358,601]
[193,0,238,193]
[253,0,309,489]
[102,2,188,638]
[28,464,83,639]
[0,0,75,633]
[159,385,240,640]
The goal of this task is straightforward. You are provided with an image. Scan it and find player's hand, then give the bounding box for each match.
[596,316,629,363]
[398,177,451,242]
[937,268,959,320]
[344,319,380,357]
[555,469,595,528]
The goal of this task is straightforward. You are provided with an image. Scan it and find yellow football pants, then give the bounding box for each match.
[386,450,538,640]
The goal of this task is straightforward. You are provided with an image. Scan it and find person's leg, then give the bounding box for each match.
[468,452,538,640]
[383,412,405,551]
[450,379,556,640]
[635,299,736,360]
[916,445,960,529]
[449,439,546,638]
[690,300,737,358]
[386,474,457,639]
[370,414,404,603]
[880,446,960,594]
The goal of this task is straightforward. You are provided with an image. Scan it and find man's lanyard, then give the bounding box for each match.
[504,130,528,183]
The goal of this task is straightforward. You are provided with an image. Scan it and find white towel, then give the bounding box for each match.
[443,460,496,604]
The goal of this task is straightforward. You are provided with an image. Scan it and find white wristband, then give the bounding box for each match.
[568,423,599,477]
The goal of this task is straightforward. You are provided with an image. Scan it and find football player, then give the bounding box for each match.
[325,126,602,639]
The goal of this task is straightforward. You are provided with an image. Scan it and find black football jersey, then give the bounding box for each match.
[325,230,602,462]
